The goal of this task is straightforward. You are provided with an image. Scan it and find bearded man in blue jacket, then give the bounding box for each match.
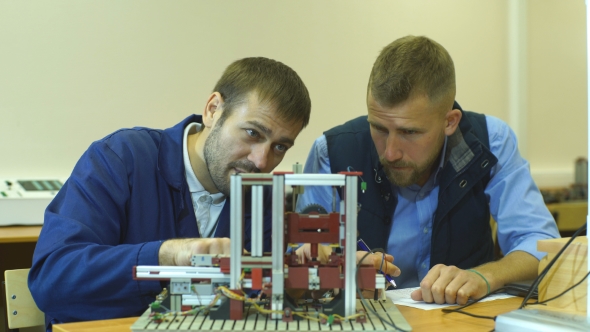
[29,57,311,329]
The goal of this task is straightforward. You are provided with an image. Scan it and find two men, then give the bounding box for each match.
[30,35,560,330]
[297,35,559,305]
[29,57,311,327]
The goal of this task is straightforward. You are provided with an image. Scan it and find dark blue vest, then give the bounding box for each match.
[325,104,498,268]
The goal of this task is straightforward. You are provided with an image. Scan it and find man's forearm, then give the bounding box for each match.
[474,251,539,291]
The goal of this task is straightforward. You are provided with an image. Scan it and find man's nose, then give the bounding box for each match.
[249,145,271,172]
[384,135,403,162]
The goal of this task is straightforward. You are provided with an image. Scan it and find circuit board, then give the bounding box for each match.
[131,299,411,332]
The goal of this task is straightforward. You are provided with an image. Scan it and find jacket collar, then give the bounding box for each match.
[158,114,203,192]
[443,101,479,174]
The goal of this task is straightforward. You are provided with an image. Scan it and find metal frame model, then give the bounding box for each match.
[133,171,385,324]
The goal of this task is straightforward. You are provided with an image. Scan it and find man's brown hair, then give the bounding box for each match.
[213,57,311,128]
[368,35,455,108]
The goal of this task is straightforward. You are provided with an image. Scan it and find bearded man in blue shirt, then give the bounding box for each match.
[296,35,559,305]
[29,57,311,329]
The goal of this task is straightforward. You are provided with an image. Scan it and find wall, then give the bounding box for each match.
[0,0,586,188]
[528,0,587,186]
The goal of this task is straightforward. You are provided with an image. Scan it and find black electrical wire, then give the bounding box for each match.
[357,250,409,332]
[519,222,587,309]
[443,281,546,321]
[444,222,588,321]
[441,288,510,320]
[536,270,590,305]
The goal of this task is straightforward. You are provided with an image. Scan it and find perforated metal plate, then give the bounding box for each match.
[131,299,411,332]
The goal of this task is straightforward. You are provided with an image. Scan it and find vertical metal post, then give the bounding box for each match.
[230,175,242,290]
[271,174,285,319]
[251,185,264,257]
[344,175,358,317]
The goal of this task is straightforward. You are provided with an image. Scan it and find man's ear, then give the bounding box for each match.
[444,109,462,136]
[203,92,223,128]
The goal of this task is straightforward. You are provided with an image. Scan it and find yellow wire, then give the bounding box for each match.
[207,285,367,323]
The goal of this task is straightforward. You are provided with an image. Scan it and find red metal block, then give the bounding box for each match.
[251,268,263,290]
[230,298,244,320]
[318,266,342,289]
[285,266,309,289]
[357,265,376,289]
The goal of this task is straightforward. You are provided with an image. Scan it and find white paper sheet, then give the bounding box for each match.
[385,287,515,310]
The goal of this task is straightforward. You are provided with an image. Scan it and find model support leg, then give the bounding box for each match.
[271,174,285,319]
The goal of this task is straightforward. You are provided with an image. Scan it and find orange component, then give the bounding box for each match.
[251,268,263,290]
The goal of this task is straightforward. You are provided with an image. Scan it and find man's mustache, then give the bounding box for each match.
[380,158,415,169]
[228,160,260,173]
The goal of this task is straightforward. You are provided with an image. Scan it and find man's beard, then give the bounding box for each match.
[380,158,434,187]
[380,135,445,188]
[203,125,260,196]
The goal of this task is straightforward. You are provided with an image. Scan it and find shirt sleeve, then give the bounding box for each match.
[485,115,560,260]
[295,135,339,213]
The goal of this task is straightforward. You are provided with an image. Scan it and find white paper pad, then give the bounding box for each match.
[385,287,515,310]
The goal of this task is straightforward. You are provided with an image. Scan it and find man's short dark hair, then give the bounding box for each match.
[213,57,311,128]
[368,35,456,108]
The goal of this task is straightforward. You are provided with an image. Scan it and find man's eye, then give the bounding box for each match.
[371,125,388,134]
[275,144,287,153]
[246,129,259,138]
[403,130,417,135]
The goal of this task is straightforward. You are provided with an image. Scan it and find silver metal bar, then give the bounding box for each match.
[181,294,224,306]
[240,173,273,185]
[271,173,285,319]
[241,256,272,263]
[251,185,264,257]
[170,294,182,312]
[344,174,358,317]
[284,174,346,186]
[135,266,229,280]
[230,174,243,290]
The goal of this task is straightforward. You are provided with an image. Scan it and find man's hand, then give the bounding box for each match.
[295,243,400,276]
[158,238,231,266]
[295,243,401,285]
[294,243,401,299]
[410,264,487,305]
[356,250,401,277]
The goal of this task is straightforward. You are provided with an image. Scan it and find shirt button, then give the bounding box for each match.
[421,263,427,269]
[423,227,428,234]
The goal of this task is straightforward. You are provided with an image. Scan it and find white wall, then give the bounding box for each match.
[0,0,586,188]
[528,0,587,187]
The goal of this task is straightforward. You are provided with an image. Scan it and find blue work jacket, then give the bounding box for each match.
[28,115,272,329]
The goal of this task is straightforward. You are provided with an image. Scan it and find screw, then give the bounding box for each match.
[11,295,16,299]
[12,310,17,315]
